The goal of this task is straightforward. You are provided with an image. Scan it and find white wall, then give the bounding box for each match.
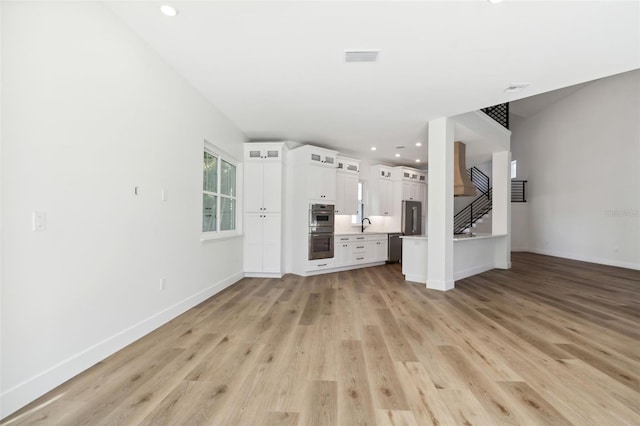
[1,3,246,417]
[511,69,640,269]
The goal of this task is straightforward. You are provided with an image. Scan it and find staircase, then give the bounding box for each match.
[454,167,491,234]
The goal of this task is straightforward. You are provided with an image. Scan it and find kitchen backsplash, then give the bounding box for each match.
[334,215,399,234]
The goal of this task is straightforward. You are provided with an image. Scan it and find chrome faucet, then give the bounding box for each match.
[361,217,371,233]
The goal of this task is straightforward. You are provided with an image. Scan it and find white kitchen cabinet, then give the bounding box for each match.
[335,155,360,216]
[374,238,388,262]
[332,233,388,267]
[290,145,339,204]
[369,166,394,216]
[244,143,284,213]
[334,238,351,267]
[308,164,336,201]
[307,258,335,271]
[396,167,426,204]
[244,142,285,277]
[335,172,359,215]
[244,212,282,275]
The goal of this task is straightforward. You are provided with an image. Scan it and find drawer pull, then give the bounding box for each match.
[356,257,364,260]
[318,264,327,267]
[356,237,365,240]
[356,246,364,249]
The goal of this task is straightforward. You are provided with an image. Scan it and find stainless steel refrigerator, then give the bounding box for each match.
[401,200,422,235]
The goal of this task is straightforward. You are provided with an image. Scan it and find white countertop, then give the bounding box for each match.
[335,231,396,236]
[401,233,507,241]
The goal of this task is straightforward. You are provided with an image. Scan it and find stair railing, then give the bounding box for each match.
[467,167,490,195]
[454,188,493,234]
[511,180,527,202]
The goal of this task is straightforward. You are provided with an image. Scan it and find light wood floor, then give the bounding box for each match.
[3,252,639,425]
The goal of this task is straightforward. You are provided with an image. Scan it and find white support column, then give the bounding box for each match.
[492,150,512,269]
[427,117,455,291]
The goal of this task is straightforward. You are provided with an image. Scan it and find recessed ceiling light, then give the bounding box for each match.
[504,82,530,93]
[396,146,405,149]
[371,147,377,151]
[415,142,422,147]
[395,153,401,158]
[415,159,421,163]
[488,0,504,3]
[160,5,178,17]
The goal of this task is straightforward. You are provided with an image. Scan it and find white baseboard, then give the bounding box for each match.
[0,272,243,420]
[454,263,494,281]
[296,261,387,277]
[404,274,427,284]
[426,279,455,291]
[511,246,529,252]
[244,272,283,278]
[527,248,640,271]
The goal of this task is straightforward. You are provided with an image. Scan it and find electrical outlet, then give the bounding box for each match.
[160,278,166,291]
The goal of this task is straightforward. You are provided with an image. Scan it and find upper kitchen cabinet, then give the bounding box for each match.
[244,142,285,213]
[245,144,283,161]
[335,156,359,216]
[368,165,394,216]
[290,145,338,202]
[394,167,427,204]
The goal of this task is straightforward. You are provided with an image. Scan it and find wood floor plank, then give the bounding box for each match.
[557,358,640,415]
[496,381,573,425]
[374,409,420,426]
[438,389,497,426]
[262,411,299,426]
[438,345,526,425]
[5,252,640,426]
[361,325,409,410]
[299,380,337,426]
[394,361,459,426]
[337,340,376,426]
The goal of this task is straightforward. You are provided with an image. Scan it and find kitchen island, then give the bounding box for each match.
[401,233,507,283]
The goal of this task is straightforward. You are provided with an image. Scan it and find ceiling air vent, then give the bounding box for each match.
[504,82,531,93]
[345,50,379,63]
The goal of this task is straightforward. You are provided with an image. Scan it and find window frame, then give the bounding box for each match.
[201,140,242,241]
[351,180,364,225]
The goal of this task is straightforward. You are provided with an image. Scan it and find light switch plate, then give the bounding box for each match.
[33,211,46,231]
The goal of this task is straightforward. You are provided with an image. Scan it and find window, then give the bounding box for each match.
[203,143,238,237]
[511,160,517,179]
[352,181,364,224]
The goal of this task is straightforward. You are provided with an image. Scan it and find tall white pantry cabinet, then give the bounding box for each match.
[243,142,286,277]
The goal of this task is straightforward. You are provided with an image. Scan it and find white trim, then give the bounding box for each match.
[244,272,284,278]
[202,140,241,237]
[0,272,243,419]
[297,261,387,277]
[453,263,494,280]
[426,279,455,291]
[404,274,426,284]
[200,231,242,242]
[526,248,640,271]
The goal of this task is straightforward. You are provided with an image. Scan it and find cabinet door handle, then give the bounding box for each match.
[356,237,364,240]
[377,242,381,245]
[356,257,364,260]
[356,245,364,249]
[318,263,327,267]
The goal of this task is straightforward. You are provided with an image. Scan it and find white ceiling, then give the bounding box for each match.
[107,1,640,167]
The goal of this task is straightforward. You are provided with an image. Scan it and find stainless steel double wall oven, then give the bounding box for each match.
[308,203,335,260]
